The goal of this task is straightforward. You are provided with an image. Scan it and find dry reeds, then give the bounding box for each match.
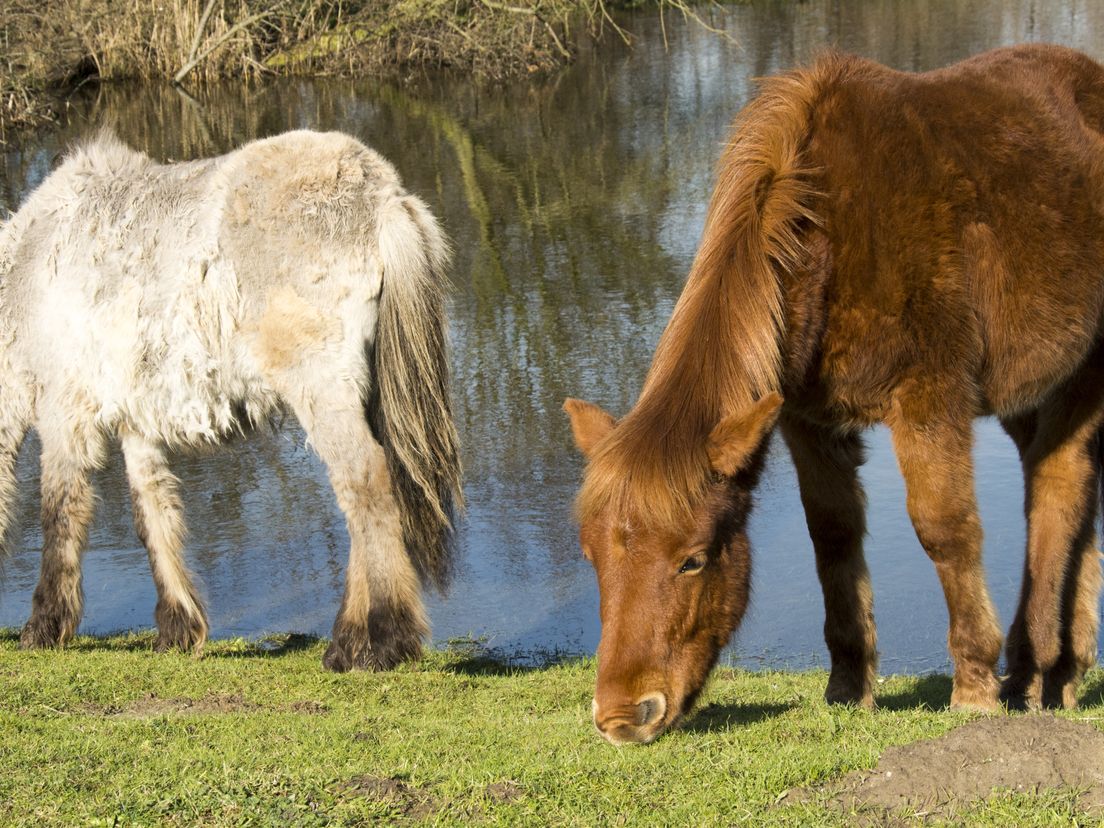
[0,1,727,139]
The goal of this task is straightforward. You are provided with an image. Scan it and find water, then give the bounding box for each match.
[1,0,1102,673]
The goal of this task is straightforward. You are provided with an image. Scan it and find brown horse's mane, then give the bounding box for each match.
[577,53,855,530]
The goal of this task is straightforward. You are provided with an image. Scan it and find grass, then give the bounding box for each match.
[2,630,1103,825]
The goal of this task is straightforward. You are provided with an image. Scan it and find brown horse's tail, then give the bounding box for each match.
[369,193,463,592]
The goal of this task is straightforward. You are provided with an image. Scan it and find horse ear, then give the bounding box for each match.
[707,392,783,476]
[563,398,617,458]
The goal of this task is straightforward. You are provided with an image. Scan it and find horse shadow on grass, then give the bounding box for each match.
[201,632,322,659]
[444,655,546,677]
[1073,671,1104,708]
[0,627,164,653]
[440,641,590,677]
[875,674,955,711]
[0,628,324,658]
[680,700,796,733]
[871,671,1104,711]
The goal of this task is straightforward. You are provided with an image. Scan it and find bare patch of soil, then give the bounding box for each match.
[288,699,328,715]
[98,692,260,717]
[337,775,439,819]
[484,781,523,804]
[785,714,1104,820]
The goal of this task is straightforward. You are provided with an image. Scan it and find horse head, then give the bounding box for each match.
[564,392,781,744]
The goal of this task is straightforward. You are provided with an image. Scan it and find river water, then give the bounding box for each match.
[2,0,1103,673]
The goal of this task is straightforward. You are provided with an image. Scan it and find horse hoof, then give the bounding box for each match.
[153,632,206,654]
[951,683,1001,713]
[1040,678,1081,710]
[825,690,876,709]
[1000,675,1041,712]
[322,640,354,672]
[19,614,70,649]
[322,631,422,673]
[824,673,875,708]
[322,643,421,672]
[153,602,208,654]
[324,605,427,672]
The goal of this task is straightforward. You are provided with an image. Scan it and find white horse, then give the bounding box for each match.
[0,130,462,670]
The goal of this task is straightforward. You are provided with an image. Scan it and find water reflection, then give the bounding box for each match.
[1,0,1102,672]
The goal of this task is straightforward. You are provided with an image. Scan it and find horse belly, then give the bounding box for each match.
[34,253,271,446]
[966,222,1104,417]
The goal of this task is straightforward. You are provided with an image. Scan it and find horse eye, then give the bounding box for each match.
[678,555,706,575]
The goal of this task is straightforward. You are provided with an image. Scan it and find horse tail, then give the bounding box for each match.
[369,192,463,592]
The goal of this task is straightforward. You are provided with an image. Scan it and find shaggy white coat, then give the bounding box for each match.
[0,130,460,666]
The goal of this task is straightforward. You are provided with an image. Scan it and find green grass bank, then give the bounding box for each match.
[0,0,721,138]
[2,630,1101,825]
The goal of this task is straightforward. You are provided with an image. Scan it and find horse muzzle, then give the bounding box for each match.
[592,692,669,745]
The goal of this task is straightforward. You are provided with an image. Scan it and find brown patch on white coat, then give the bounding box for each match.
[1,129,462,672]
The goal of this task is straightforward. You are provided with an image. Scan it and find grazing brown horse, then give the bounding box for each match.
[565,43,1104,744]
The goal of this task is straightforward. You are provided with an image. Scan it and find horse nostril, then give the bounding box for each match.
[635,692,667,727]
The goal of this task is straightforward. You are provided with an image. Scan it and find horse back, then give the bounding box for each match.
[0,130,403,446]
[796,44,1104,421]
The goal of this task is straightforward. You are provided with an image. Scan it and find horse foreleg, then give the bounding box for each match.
[1001,410,1101,710]
[21,420,104,648]
[781,415,876,707]
[291,381,428,672]
[888,407,1002,711]
[121,432,208,654]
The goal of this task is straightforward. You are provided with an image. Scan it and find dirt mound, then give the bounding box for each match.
[288,699,328,715]
[787,714,1104,819]
[484,781,523,805]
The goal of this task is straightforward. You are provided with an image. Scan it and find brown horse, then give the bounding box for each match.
[565,43,1104,744]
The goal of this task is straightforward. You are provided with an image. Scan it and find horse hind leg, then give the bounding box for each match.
[1042,535,1101,709]
[121,432,208,653]
[1001,406,1103,710]
[20,408,105,648]
[1048,425,1104,709]
[283,373,427,672]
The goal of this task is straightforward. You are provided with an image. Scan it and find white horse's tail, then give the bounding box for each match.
[369,194,463,592]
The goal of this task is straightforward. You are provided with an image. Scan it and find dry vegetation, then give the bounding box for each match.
[0,0,719,140]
